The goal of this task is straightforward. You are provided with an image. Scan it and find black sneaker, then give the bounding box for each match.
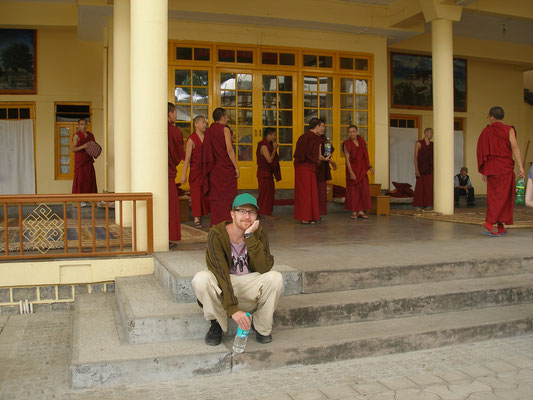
[252,325,272,344]
[205,320,222,346]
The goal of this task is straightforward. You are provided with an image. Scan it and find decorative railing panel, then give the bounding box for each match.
[0,193,153,260]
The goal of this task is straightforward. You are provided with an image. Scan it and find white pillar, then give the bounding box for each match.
[431,18,455,215]
[130,0,168,251]
[113,0,132,226]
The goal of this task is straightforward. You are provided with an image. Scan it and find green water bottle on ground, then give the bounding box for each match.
[515,177,525,205]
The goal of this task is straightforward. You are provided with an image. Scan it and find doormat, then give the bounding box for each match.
[180,224,208,244]
[390,206,533,228]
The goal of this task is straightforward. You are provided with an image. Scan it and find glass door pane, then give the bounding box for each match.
[262,73,296,188]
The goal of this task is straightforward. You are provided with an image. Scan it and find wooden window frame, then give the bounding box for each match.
[54,102,92,180]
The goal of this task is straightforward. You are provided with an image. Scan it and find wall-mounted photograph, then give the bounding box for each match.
[391,52,466,112]
[0,29,37,94]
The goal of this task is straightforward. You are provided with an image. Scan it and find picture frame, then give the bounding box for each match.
[0,29,37,94]
[391,52,466,112]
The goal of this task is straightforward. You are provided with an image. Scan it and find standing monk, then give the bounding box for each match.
[256,127,281,219]
[293,118,332,224]
[181,115,209,228]
[168,102,185,246]
[477,106,525,236]
[203,108,239,227]
[343,125,373,219]
[71,118,97,203]
[413,128,434,211]
[316,132,337,215]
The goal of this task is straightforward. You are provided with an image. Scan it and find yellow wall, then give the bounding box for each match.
[390,35,533,195]
[0,29,105,194]
[168,21,390,188]
[0,256,153,287]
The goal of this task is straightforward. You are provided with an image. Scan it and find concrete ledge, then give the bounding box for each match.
[303,257,528,293]
[71,294,231,389]
[275,273,533,328]
[154,252,301,303]
[232,304,533,372]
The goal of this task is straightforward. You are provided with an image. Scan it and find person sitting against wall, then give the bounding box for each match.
[454,167,475,206]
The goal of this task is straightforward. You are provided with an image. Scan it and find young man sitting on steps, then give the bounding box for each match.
[192,193,283,346]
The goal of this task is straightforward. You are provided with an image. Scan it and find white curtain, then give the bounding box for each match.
[389,127,418,191]
[0,120,35,195]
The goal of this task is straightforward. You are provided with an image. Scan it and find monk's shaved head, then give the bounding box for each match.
[489,106,504,120]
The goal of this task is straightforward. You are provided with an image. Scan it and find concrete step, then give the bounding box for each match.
[71,294,231,390]
[275,272,533,328]
[232,304,533,372]
[115,272,533,344]
[303,256,533,293]
[153,251,302,303]
[71,292,533,389]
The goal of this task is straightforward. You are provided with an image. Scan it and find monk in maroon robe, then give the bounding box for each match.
[343,125,373,219]
[168,103,185,245]
[71,118,97,196]
[181,116,209,228]
[316,134,337,215]
[256,127,282,218]
[413,128,434,210]
[202,108,239,226]
[293,118,331,224]
[477,106,525,235]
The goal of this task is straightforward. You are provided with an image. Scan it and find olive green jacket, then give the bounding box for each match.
[205,221,274,317]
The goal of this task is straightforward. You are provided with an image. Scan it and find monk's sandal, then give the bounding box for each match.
[205,320,222,346]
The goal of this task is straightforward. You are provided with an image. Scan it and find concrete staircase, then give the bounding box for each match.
[70,252,533,389]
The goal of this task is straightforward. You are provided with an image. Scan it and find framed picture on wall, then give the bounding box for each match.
[0,29,37,94]
[391,52,466,112]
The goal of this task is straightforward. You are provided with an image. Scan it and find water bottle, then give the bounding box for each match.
[324,141,332,158]
[515,177,525,205]
[232,312,251,353]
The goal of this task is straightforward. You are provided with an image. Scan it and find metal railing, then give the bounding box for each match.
[0,193,153,260]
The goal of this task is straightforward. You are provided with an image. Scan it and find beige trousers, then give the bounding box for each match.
[191,270,283,335]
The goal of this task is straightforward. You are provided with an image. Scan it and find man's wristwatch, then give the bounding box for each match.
[244,233,253,239]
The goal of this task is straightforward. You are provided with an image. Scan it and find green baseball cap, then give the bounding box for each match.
[232,193,258,209]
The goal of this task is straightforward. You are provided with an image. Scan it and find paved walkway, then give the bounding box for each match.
[1,311,532,400]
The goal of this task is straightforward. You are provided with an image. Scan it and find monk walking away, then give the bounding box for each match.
[343,125,373,219]
[71,118,98,205]
[477,106,525,236]
[413,128,434,211]
[181,115,209,228]
[168,102,185,247]
[293,118,333,225]
[256,127,282,219]
[202,107,239,227]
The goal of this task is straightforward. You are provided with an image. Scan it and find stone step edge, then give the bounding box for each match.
[115,273,533,344]
[154,257,302,303]
[232,304,533,371]
[72,295,533,388]
[303,256,533,293]
[71,293,232,390]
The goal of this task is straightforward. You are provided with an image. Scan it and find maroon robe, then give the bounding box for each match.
[187,132,209,218]
[343,136,371,212]
[72,130,97,194]
[293,131,321,221]
[256,139,281,216]
[316,135,334,215]
[168,122,184,241]
[202,123,237,226]
[413,139,434,207]
[477,122,515,225]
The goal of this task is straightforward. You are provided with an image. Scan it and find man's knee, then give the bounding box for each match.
[192,270,217,291]
[264,270,283,290]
